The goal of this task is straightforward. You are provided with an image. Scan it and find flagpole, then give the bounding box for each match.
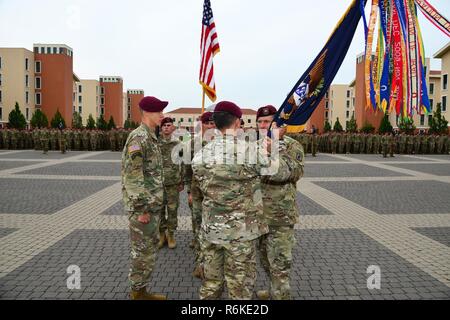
[201,89,206,114]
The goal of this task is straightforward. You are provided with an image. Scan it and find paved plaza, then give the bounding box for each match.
[0,150,449,300]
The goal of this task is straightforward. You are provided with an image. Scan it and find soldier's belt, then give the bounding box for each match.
[262,180,294,186]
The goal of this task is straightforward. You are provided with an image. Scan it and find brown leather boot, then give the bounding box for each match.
[192,265,202,279]
[256,290,270,300]
[158,232,166,249]
[130,288,167,300]
[167,232,176,249]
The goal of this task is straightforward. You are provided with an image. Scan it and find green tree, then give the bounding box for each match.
[8,102,27,129]
[333,117,343,132]
[72,112,83,129]
[96,114,108,130]
[360,122,375,133]
[107,116,116,130]
[124,119,131,129]
[86,114,96,129]
[51,109,66,129]
[131,121,139,129]
[429,103,449,134]
[346,114,358,133]
[30,109,48,129]
[378,113,393,134]
[323,120,332,133]
[398,116,416,134]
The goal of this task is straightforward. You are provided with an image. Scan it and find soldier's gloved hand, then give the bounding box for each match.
[137,213,151,224]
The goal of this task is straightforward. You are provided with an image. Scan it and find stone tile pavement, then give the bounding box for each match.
[0,150,449,300]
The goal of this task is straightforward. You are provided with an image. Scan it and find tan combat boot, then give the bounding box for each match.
[167,232,176,249]
[130,288,167,300]
[158,232,166,249]
[192,265,202,279]
[256,290,270,300]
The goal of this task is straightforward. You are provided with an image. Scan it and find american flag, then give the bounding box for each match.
[199,0,220,102]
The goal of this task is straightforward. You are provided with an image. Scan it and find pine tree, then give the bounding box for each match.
[96,114,108,130]
[86,114,96,129]
[398,116,416,134]
[346,114,358,133]
[8,102,27,129]
[361,122,375,133]
[333,117,343,132]
[429,103,449,134]
[51,110,66,129]
[124,119,131,129]
[323,120,332,133]
[72,112,83,129]
[30,109,48,129]
[107,116,116,130]
[378,113,393,134]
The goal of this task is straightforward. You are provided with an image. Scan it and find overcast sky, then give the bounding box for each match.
[1,0,449,111]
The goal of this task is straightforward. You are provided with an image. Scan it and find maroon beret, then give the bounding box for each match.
[257,105,277,119]
[214,101,242,119]
[161,117,174,126]
[139,96,168,112]
[200,112,214,124]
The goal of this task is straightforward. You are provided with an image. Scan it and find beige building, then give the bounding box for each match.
[165,107,257,132]
[328,84,355,130]
[73,79,100,125]
[434,42,449,128]
[0,48,36,127]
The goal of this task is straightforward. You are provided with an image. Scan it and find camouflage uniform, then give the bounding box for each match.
[338,133,346,154]
[259,136,304,300]
[90,130,98,151]
[40,129,50,154]
[74,130,81,151]
[311,134,318,157]
[122,123,164,291]
[331,134,338,154]
[82,130,89,151]
[192,134,291,300]
[10,130,18,150]
[381,134,388,158]
[50,130,58,150]
[58,130,66,154]
[406,135,414,154]
[109,130,117,151]
[158,135,182,239]
[428,135,436,154]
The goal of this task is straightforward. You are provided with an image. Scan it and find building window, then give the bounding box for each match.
[26,91,29,104]
[248,119,251,123]
[443,74,448,91]
[35,77,41,89]
[128,97,131,103]
[325,111,329,119]
[429,83,434,95]
[25,75,29,87]
[127,106,131,111]
[26,108,29,120]
[188,118,192,122]
[428,115,432,125]
[53,47,57,54]
[101,107,104,115]
[0,107,2,120]
[79,106,82,114]
[180,118,184,122]
[346,100,350,108]
[325,101,329,109]
[35,93,41,105]
[35,61,41,73]
[347,90,350,98]
[100,97,104,105]
[47,47,51,54]
[25,58,29,71]
[101,87,105,95]
[0,90,2,103]
[443,96,447,112]
[430,99,433,111]
[73,106,76,113]
[346,110,350,118]
[420,115,425,126]
[0,73,2,86]
[78,95,82,104]
[78,85,82,93]
[0,56,2,69]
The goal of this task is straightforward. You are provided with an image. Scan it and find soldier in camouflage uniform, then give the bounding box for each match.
[255,106,304,300]
[58,129,66,154]
[109,129,117,152]
[330,133,338,154]
[421,135,429,154]
[311,133,318,157]
[10,129,18,150]
[73,129,81,151]
[184,112,216,278]
[338,133,345,154]
[40,128,50,154]
[82,129,89,151]
[413,134,421,154]
[192,101,291,300]
[90,130,98,151]
[121,96,167,300]
[354,133,361,154]
[157,118,183,249]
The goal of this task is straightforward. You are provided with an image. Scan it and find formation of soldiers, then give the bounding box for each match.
[289,132,450,157]
[0,128,132,153]
[122,97,304,301]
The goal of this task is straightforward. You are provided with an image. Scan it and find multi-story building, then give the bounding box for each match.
[126,90,145,123]
[33,44,75,126]
[73,79,100,125]
[165,107,257,132]
[99,76,123,127]
[0,48,36,127]
[434,42,449,129]
[327,84,355,130]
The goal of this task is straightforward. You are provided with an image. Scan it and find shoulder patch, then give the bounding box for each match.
[128,144,141,154]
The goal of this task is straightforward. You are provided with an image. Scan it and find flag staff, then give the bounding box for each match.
[202,89,206,114]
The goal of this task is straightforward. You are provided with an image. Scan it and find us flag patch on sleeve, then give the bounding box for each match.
[128,144,141,154]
